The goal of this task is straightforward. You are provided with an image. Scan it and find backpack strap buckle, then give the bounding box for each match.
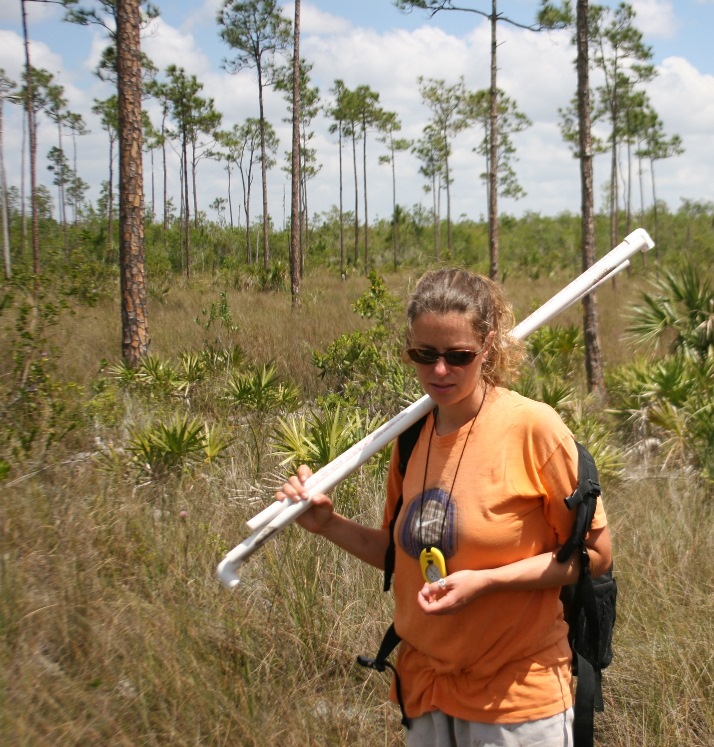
[357,624,410,728]
[356,654,386,673]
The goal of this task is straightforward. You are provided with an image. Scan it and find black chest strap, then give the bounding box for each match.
[383,414,429,592]
[356,623,409,727]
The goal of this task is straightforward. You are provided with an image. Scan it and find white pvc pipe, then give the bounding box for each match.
[246,394,434,531]
[511,229,652,339]
[217,228,654,588]
[217,394,435,588]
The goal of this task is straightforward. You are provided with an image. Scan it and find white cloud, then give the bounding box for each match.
[183,0,224,30]
[650,56,714,131]
[294,21,577,220]
[142,16,212,76]
[0,1,61,26]
[0,31,67,83]
[1,3,712,230]
[0,30,109,203]
[631,0,679,39]
[489,25,575,119]
[0,31,26,82]
[642,57,714,206]
[293,2,353,36]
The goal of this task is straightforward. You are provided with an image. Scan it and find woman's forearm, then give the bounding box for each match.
[316,513,390,570]
[483,527,612,594]
[419,526,612,614]
[420,550,587,615]
[482,549,581,593]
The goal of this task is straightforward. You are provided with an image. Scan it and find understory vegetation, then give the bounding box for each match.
[1,208,713,745]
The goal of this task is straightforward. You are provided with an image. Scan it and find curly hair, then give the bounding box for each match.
[406,268,526,386]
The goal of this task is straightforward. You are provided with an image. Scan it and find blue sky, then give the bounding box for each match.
[327,0,714,73]
[1,0,713,229]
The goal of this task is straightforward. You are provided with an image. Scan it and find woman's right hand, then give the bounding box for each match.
[275,464,335,535]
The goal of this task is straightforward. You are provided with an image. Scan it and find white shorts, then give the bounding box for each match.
[405,707,574,747]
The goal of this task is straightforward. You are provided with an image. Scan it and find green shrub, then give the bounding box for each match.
[224,363,300,415]
[126,413,231,479]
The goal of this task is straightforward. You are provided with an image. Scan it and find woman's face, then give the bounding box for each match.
[408,312,492,415]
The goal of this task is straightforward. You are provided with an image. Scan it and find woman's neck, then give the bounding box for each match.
[435,384,489,435]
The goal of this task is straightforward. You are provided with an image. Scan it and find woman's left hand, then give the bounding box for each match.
[417,531,614,614]
[417,570,489,615]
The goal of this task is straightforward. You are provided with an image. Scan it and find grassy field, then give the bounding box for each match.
[1,267,712,745]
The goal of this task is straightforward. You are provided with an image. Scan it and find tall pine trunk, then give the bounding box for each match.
[181,130,191,276]
[0,84,12,280]
[20,113,26,255]
[352,131,359,266]
[107,137,114,260]
[258,71,270,267]
[609,96,618,289]
[56,123,69,258]
[362,115,369,275]
[116,0,150,367]
[149,147,155,222]
[0,90,10,279]
[161,109,168,229]
[577,0,606,398]
[289,0,301,307]
[649,155,659,252]
[21,0,40,277]
[390,137,397,272]
[338,125,344,276]
[227,164,234,228]
[192,141,199,229]
[488,1,500,280]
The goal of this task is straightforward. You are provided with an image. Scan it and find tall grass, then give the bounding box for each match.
[1,268,711,745]
[602,475,713,746]
[46,272,374,397]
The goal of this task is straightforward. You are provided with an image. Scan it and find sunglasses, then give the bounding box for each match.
[406,344,485,367]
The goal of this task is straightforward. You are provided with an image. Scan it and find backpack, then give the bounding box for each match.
[357,416,617,747]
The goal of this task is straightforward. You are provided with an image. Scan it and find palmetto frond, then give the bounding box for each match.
[127,414,207,477]
[225,363,299,414]
[271,404,384,472]
[629,264,713,359]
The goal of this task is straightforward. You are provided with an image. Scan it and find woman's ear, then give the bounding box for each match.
[483,330,496,357]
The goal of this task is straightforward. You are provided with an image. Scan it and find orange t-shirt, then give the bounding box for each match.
[382,387,607,724]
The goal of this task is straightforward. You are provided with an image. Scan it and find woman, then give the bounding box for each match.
[277,268,612,746]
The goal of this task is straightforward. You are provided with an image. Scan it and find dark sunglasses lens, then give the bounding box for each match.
[407,349,477,365]
[407,348,439,364]
[444,350,477,365]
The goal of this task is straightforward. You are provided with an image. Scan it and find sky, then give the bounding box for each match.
[1,0,713,230]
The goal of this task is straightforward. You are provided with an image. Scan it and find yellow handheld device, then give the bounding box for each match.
[419,547,447,583]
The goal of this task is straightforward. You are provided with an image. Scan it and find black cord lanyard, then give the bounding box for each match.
[418,385,488,553]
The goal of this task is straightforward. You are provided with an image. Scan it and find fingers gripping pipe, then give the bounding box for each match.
[217,228,654,589]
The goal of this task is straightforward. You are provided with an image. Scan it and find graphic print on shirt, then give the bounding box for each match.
[399,487,458,559]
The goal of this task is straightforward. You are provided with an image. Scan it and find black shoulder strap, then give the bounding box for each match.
[556,441,601,563]
[398,414,429,477]
[556,440,605,747]
[384,414,428,592]
[572,652,600,747]
[357,415,429,729]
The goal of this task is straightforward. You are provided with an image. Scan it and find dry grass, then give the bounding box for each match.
[599,475,713,746]
[1,267,711,746]
[1,460,401,745]
[47,272,374,397]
